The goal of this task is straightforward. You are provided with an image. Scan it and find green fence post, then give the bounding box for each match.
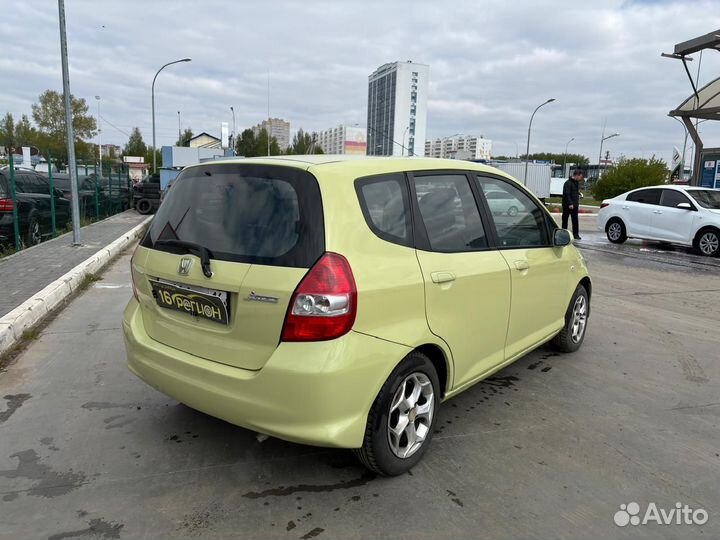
[48,153,56,237]
[127,169,131,210]
[7,152,21,251]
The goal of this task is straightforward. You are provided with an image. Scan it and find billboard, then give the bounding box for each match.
[344,126,367,155]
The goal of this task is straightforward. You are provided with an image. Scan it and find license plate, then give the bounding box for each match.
[150,279,229,325]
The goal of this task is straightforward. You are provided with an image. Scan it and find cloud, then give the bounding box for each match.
[2,0,719,164]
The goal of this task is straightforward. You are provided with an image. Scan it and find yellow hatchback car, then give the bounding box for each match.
[123,156,591,475]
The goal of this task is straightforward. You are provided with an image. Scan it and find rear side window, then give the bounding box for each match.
[355,173,412,247]
[627,189,661,205]
[143,164,324,268]
[412,174,488,252]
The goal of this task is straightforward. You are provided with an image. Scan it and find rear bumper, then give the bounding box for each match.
[123,299,410,448]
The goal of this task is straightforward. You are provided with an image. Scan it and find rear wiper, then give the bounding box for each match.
[155,239,214,278]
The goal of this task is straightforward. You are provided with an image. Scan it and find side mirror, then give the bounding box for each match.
[553,228,572,247]
[677,202,694,210]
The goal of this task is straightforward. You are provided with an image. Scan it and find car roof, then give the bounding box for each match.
[626,184,716,192]
[182,155,516,183]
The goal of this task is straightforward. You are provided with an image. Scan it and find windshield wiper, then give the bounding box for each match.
[155,239,214,278]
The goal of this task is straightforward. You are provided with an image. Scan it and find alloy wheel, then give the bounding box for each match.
[570,295,587,343]
[698,232,719,255]
[387,372,434,459]
[608,222,622,241]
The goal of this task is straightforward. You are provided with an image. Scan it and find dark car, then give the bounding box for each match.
[47,173,130,218]
[0,168,71,246]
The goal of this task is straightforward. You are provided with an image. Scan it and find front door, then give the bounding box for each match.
[652,189,697,245]
[624,188,662,238]
[475,175,572,360]
[410,172,511,390]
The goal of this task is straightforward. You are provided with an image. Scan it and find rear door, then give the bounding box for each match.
[624,188,662,238]
[653,189,697,244]
[475,175,570,360]
[409,172,511,389]
[134,163,325,371]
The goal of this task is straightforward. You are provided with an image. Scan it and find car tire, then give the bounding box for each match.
[136,198,153,215]
[606,218,627,244]
[507,205,518,217]
[694,227,720,257]
[552,284,589,353]
[24,214,42,247]
[354,352,440,476]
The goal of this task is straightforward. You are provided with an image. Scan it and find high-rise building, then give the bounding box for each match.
[316,125,367,155]
[425,135,493,161]
[367,61,429,157]
[253,118,290,150]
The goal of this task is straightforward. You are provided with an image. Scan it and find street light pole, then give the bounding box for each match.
[598,132,619,179]
[230,106,235,152]
[151,58,191,174]
[177,111,181,145]
[58,0,81,245]
[523,98,555,185]
[562,137,574,177]
[95,96,101,177]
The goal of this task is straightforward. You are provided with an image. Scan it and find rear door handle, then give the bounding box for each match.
[514,260,530,271]
[430,271,456,284]
[622,205,630,210]
[653,210,662,214]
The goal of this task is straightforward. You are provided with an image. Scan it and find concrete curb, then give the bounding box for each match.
[0,217,152,355]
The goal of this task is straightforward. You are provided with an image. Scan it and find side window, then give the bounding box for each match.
[660,189,691,208]
[412,174,488,252]
[33,174,50,194]
[476,176,551,248]
[12,173,31,193]
[627,189,661,205]
[356,173,412,247]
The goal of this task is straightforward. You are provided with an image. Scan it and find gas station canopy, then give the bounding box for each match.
[669,76,720,121]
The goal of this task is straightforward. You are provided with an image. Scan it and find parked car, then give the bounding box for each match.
[50,175,99,218]
[123,156,591,475]
[0,168,71,246]
[598,185,720,256]
[484,189,523,216]
[49,173,131,217]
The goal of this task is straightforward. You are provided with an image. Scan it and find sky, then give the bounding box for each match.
[2,0,720,165]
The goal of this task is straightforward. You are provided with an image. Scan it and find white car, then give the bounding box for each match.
[597,185,720,256]
[484,189,522,216]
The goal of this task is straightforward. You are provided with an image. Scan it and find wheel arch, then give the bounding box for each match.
[693,225,720,254]
[412,343,451,399]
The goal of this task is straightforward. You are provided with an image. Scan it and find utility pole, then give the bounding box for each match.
[95,96,101,177]
[58,0,81,245]
[177,111,181,145]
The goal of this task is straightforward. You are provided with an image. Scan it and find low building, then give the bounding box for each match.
[425,135,492,161]
[189,132,221,149]
[316,125,367,155]
[253,118,290,151]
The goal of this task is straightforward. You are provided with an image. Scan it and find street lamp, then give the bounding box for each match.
[230,106,235,152]
[562,137,574,177]
[524,98,555,185]
[95,96,101,176]
[598,132,619,179]
[177,111,181,145]
[151,57,191,174]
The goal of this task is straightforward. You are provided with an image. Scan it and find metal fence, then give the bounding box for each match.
[1,152,132,255]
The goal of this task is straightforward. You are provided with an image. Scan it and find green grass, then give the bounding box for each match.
[79,273,102,291]
[0,245,17,260]
[20,328,41,341]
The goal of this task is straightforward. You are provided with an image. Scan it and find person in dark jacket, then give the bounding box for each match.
[562,169,584,239]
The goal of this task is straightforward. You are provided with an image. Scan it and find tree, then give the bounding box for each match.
[522,152,589,166]
[0,113,15,149]
[14,115,37,147]
[124,127,147,157]
[31,90,96,140]
[176,128,193,147]
[234,128,282,157]
[235,128,256,157]
[256,128,282,156]
[287,129,324,155]
[592,157,669,201]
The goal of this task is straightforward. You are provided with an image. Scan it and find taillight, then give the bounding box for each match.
[600,202,609,209]
[0,198,13,212]
[281,252,357,342]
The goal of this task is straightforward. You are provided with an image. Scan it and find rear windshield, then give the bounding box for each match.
[142,164,324,268]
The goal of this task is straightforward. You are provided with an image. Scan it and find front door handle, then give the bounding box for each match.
[622,205,630,210]
[514,260,530,271]
[653,210,662,214]
[430,271,456,284]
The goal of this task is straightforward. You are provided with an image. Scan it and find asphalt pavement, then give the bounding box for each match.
[1,231,719,540]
